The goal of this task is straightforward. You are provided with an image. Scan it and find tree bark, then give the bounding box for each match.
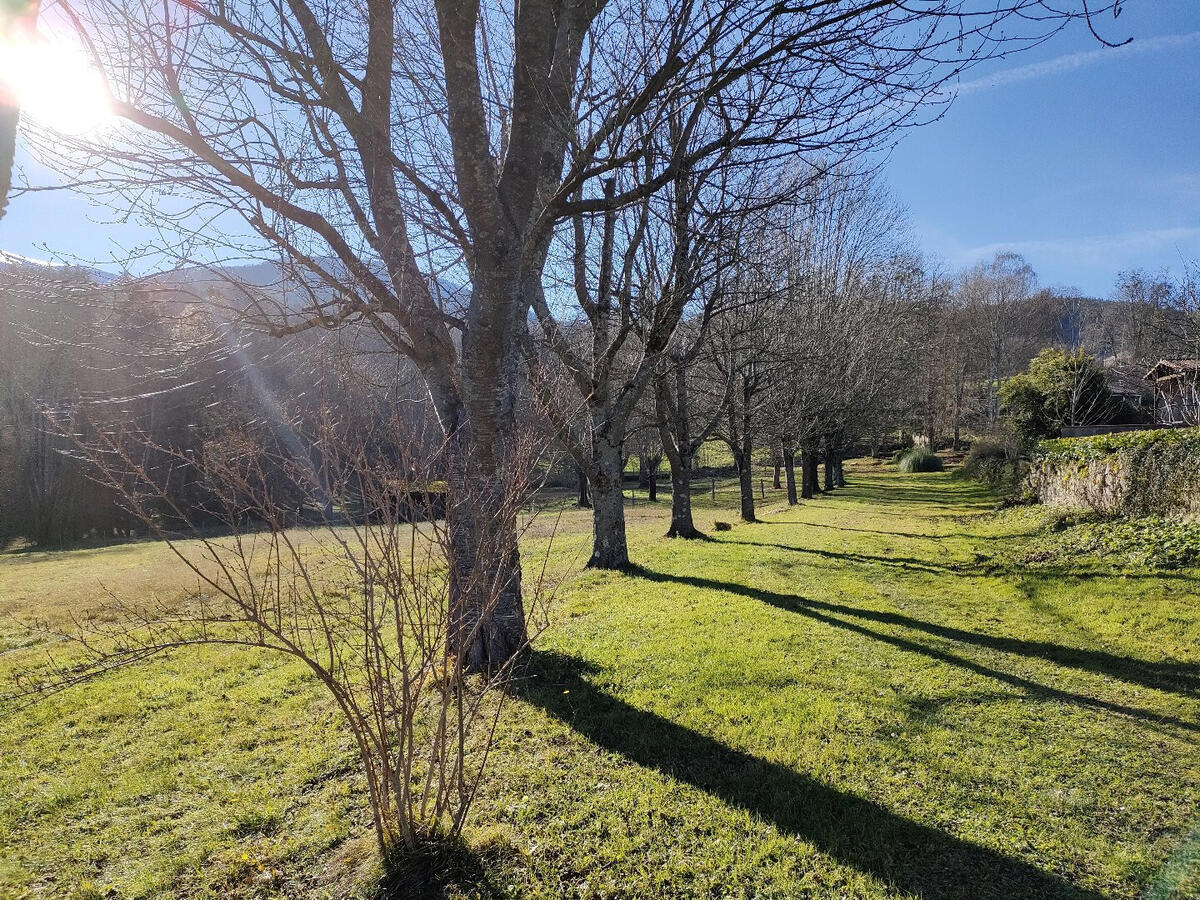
[575,463,591,508]
[824,445,836,491]
[665,446,700,537]
[732,376,756,523]
[773,456,782,490]
[834,455,846,488]
[783,445,798,505]
[447,445,527,675]
[733,446,755,522]
[801,448,821,500]
[588,433,629,569]
[734,440,756,523]
[657,369,705,539]
[639,452,661,501]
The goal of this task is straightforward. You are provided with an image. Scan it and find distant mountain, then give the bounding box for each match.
[146,259,471,319]
[0,250,121,285]
[143,259,336,310]
[2,250,468,312]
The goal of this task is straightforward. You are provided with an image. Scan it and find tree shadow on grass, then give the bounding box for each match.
[698,542,1200,697]
[626,566,1200,733]
[779,519,1023,542]
[513,651,1104,900]
[722,538,964,576]
[376,833,515,900]
[727,535,1200,590]
[835,478,998,509]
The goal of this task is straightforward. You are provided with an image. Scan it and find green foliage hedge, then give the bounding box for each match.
[896,448,944,473]
[999,348,1141,446]
[1036,427,1200,463]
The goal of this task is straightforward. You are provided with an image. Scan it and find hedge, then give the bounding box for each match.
[1036,428,1200,464]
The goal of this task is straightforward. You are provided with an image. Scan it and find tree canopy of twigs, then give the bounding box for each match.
[12,0,1126,664]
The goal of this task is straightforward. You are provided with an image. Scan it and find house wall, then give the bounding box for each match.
[1152,374,1200,426]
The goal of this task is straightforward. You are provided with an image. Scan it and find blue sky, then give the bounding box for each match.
[885,0,1200,296]
[1,3,1198,297]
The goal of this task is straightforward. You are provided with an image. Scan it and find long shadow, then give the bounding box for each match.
[726,537,1200,586]
[515,651,1104,900]
[724,538,965,576]
[781,520,956,540]
[837,479,997,506]
[627,566,1200,733]
[780,520,1021,541]
[712,546,1200,697]
[833,493,992,510]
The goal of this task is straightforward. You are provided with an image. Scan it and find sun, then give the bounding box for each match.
[0,27,113,135]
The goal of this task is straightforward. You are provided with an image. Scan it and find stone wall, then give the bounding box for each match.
[1025,457,1132,515]
[1026,428,1200,518]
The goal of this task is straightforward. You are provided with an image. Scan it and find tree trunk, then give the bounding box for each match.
[773,456,782,490]
[441,311,528,673]
[589,434,629,569]
[734,377,755,523]
[646,460,658,502]
[824,445,836,492]
[657,369,703,539]
[783,446,798,505]
[448,459,527,675]
[801,449,820,500]
[834,455,846,488]
[575,463,591,508]
[734,432,756,522]
[952,375,965,451]
[666,446,701,538]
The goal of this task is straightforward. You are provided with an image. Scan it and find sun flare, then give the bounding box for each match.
[0,29,113,134]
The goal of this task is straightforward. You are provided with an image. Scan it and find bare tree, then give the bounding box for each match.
[17,0,1125,663]
[6,405,557,860]
[527,136,767,564]
[768,167,913,497]
[655,315,733,537]
[711,261,782,523]
[958,252,1037,430]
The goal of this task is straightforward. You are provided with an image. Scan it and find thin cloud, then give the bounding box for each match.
[957,31,1200,95]
[958,227,1200,267]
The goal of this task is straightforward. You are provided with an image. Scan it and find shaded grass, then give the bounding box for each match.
[1,464,1198,898]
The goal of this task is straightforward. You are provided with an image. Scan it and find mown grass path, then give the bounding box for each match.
[1,463,1198,898]
[486,465,1200,899]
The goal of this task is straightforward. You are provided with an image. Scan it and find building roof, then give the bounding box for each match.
[1145,359,1200,380]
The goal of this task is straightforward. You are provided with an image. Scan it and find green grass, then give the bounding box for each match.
[2,462,1199,898]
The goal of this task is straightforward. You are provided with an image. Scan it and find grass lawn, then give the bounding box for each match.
[1,461,1198,898]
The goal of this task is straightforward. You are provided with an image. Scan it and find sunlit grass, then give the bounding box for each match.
[1,461,1197,898]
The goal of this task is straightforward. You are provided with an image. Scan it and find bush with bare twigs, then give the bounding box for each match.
[3,407,560,862]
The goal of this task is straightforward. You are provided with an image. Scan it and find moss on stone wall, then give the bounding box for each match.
[1027,428,1200,518]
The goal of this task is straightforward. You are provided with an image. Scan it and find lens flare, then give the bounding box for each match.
[0,29,113,134]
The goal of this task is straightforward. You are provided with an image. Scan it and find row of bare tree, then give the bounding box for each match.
[9,0,1130,675]
[2,0,1154,862]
